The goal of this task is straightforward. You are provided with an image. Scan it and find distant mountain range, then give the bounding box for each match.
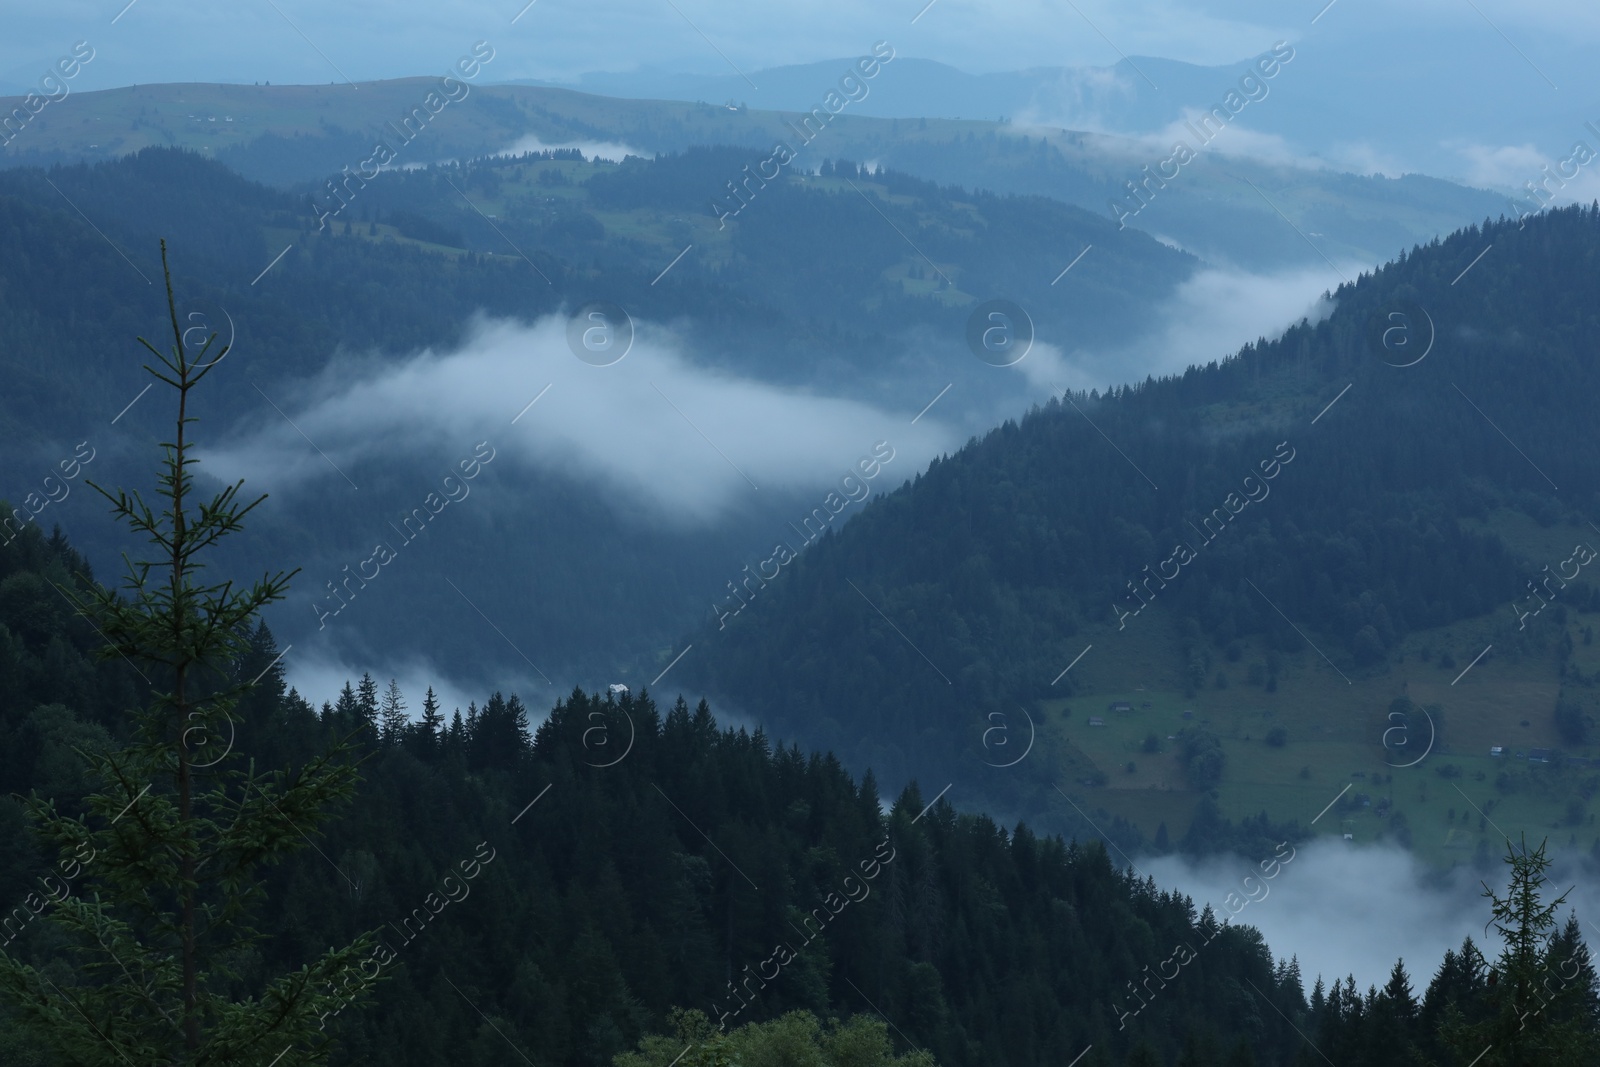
[0,78,1509,272]
[507,35,1595,195]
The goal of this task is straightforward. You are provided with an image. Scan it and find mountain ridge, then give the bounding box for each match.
[677,203,1600,861]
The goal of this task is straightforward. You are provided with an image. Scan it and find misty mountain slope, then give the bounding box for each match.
[0,146,1193,404]
[0,524,1330,1067]
[0,79,1506,271]
[529,41,1589,188]
[296,145,1199,388]
[0,146,1197,695]
[676,204,1600,846]
[5,467,1598,1067]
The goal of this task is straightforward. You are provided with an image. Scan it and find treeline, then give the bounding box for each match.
[4,517,1599,1065]
[0,521,1296,1066]
[0,559,1312,1067]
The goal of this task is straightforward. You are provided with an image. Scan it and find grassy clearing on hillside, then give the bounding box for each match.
[1042,599,1599,865]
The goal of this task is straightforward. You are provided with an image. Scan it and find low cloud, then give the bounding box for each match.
[1010,65,1139,134]
[494,133,645,163]
[1460,142,1553,190]
[1320,141,1411,179]
[1456,140,1600,208]
[285,649,488,726]
[1143,839,1600,991]
[1145,116,1315,171]
[204,314,957,525]
[1052,263,1343,392]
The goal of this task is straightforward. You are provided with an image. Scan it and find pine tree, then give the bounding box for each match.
[469,692,531,770]
[1383,959,1417,1022]
[379,678,407,746]
[1365,959,1420,1066]
[1439,836,1600,1065]
[1281,955,1305,1007]
[1541,912,1600,1029]
[333,681,359,729]
[413,686,443,755]
[356,672,379,738]
[0,243,385,1064]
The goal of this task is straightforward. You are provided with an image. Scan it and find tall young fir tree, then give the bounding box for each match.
[1440,836,1600,1066]
[355,673,379,738]
[0,243,385,1065]
[379,678,407,746]
[407,686,444,759]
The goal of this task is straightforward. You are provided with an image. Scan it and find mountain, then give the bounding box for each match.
[0,145,1191,697]
[0,79,1508,271]
[510,57,1100,124]
[514,34,1596,191]
[679,203,1600,862]
[0,145,1561,860]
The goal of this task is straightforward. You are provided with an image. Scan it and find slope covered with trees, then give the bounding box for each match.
[682,204,1600,836]
[0,145,1185,691]
[2,310,1596,1061]
[3,521,1597,1066]
[0,509,1310,1065]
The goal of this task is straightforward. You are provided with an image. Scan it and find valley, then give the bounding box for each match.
[3,11,1600,1062]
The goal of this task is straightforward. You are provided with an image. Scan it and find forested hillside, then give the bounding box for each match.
[3,500,1597,1066]
[0,145,1186,688]
[0,515,1301,1065]
[682,204,1600,844]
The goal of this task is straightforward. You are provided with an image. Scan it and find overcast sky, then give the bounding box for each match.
[3,0,1594,93]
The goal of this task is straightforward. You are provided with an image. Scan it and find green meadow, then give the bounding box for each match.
[1033,525,1600,868]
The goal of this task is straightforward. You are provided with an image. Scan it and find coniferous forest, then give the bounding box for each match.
[0,296,1596,1063]
[6,8,1600,1062]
